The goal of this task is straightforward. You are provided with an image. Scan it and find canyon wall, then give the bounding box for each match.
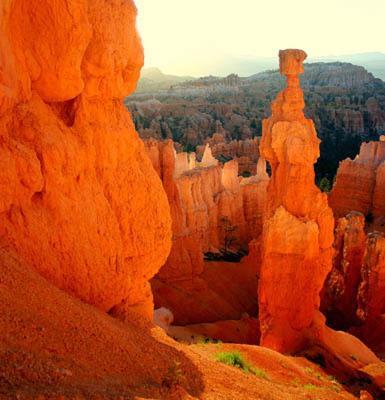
[322,212,385,343]
[324,137,385,335]
[329,137,385,219]
[322,212,367,327]
[196,134,260,175]
[0,0,172,321]
[144,139,268,281]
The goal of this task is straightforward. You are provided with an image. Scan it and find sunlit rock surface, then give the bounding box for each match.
[329,140,385,219]
[0,0,172,319]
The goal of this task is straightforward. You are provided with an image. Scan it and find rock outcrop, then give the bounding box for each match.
[1,241,363,399]
[200,143,219,167]
[258,50,385,389]
[144,139,268,283]
[0,0,172,321]
[259,49,335,353]
[3,1,385,398]
[321,212,385,349]
[197,136,260,175]
[241,158,269,241]
[352,232,385,345]
[329,139,385,219]
[143,139,267,325]
[357,232,385,323]
[144,139,204,281]
[322,212,367,328]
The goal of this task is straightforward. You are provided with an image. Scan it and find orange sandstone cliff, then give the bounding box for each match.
[320,210,385,352]
[196,135,261,175]
[0,0,172,321]
[322,212,367,328]
[143,139,268,327]
[329,138,385,219]
[353,232,385,347]
[144,138,269,283]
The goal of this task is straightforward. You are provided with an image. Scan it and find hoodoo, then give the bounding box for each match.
[258,50,385,389]
[259,49,335,353]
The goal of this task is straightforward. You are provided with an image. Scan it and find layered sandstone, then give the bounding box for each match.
[2,1,385,398]
[200,143,219,167]
[144,139,204,281]
[241,158,269,241]
[145,139,268,282]
[197,135,260,175]
[357,232,385,323]
[258,51,385,389]
[144,139,267,325]
[321,213,385,348]
[352,232,385,347]
[259,49,335,353]
[329,139,385,218]
[322,212,367,327]
[0,0,172,321]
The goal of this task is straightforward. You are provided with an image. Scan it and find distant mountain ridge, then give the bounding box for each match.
[138,52,385,89]
[249,62,383,90]
[166,62,384,92]
[138,67,193,92]
[136,55,385,94]
[311,52,385,81]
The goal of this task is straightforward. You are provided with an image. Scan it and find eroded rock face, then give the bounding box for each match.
[144,140,266,325]
[144,139,204,281]
[200,143,219,167]
[352,232,385,346]
[322,212,367,328]
[144,139,269,282]
[241,158,269,241]
[329,140,385,219]
[0,0,172,319]
[357,232,385,323]
[257,52,385,388]
[320,212,385,348]
[259,49,335,353]
[196,136,260,176]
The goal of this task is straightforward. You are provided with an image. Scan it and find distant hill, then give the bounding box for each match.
[249,62,384,90]
[139,52,385,82]
[168,62,384,91]
[137,68,193,92]
[311,52,385,81]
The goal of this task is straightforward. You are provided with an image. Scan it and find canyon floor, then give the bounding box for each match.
[0,247,365,400]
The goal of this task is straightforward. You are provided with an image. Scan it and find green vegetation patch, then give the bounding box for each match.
[303,383,318,391]
[215,351,268,379]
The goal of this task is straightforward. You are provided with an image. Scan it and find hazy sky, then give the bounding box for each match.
[135,0,385,76]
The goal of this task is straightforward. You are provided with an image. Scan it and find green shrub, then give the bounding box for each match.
[319,177,331,193]
[303,383,318,391]
[162,361,184,388]
[215,351,268,379]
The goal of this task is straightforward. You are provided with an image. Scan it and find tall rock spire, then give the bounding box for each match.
[257,50,385,389]
[258,49,335,353]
